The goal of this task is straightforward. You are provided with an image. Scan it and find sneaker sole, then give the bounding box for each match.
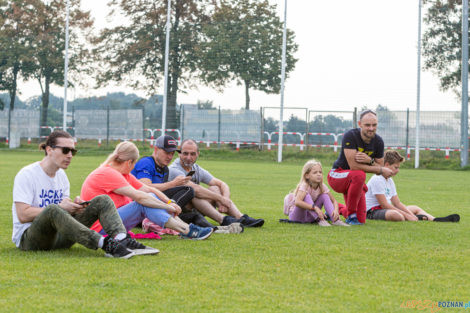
[243,219,264,228]
[104,251,136,259]
[130,248,160,256]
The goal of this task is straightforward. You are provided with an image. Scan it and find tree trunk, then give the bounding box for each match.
[244,80,250,110]
[40,76,50,128]
[7,65,18,142]
[167,72,178,129]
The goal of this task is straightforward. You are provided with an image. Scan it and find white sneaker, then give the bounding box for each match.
[317,219,331,227]
[331,219,350,227]
[214,223,244,234]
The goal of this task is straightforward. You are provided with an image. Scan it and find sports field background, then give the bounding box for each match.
[0,150,469,312]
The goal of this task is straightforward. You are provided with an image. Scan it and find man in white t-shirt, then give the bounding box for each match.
[365,150,460,222]
[12,130,157,258]
[168,139,264,227]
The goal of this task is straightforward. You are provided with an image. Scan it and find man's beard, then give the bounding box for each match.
[182,160,194,168]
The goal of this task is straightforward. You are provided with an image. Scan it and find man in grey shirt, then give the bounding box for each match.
[169,139,264,228]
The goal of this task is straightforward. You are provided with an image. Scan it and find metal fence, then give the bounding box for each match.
[0,109,39,138]
[0,107,467,157]
[181,104,261,143]
[74,109,144,141]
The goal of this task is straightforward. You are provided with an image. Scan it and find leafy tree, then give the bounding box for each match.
[197,99,216,110]
[199,0,298,110]
[263,116,277,132]
[94,0,212,128]
[0,0,36,140]
[422,0,466,95]
[28,0,93,127]
[285,114,306,132]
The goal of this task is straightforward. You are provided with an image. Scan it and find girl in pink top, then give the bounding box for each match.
[285,159,349,226]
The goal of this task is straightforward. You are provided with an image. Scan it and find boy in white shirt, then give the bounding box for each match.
[365,150,460,222]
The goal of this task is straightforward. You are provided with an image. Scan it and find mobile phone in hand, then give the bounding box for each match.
[186,170,195,177]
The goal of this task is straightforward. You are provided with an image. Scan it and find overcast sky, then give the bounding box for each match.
[19,0,461,113]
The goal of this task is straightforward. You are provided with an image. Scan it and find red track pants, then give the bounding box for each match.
[327,168,368,223]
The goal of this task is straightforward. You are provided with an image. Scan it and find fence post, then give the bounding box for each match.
[405,108,410,160]
[305,109,310,152]
[353,107,357,127]
[218,105,221,149]
[260,107,264,151]
[106,104,110,147]
[71,104,75,136]
[141,106,145,149]
[181,104,185,143]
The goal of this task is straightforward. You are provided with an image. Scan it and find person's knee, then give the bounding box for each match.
[91,194,114,208]
[350,170,366,184]
[387,211,405,221]
[43,204,64,215]
[186,186,195,198]
[208,185,221,194]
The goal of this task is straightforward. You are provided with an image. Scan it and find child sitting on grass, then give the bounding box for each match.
[365,150,460,222]
[283,159,349,226]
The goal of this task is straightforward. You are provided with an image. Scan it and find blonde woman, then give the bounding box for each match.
[80,141,213,240]
[284,159,349,226]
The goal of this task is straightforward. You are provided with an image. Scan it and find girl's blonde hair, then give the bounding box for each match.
[102,141,139,166]
[294,159,325,195]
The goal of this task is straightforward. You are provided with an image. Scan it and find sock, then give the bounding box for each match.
[114,233,127,241]
[433,214,460,222]
[98,236,105,249]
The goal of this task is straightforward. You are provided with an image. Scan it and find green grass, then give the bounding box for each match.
[0,150,469,312]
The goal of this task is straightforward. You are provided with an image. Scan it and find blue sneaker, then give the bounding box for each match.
[181,224,213,240]
[345,216,364,225]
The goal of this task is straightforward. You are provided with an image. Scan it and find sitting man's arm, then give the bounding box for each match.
[139,176,191,191]
[133,160,191,191]
[15,199,84,223]
[15,202,43,223]
[345,149,392,177]
[208,177,230,198]
[113,185,180,215]
[170,170,232,208]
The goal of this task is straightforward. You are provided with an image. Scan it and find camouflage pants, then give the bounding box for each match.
[19,195,126,251]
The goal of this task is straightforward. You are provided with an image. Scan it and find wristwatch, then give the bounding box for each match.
[369,158,375,165]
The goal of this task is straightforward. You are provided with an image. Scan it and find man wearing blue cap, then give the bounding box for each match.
[132,135,243,233]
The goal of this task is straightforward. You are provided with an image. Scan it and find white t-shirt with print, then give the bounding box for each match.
[12,162,70,247]
[365,174,397,211]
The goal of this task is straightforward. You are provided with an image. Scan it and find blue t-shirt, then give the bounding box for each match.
[131,156,169,184]
[332,128,384,170]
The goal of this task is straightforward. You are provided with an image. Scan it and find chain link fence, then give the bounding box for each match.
[0,107,467,154]
[0,109,39,139]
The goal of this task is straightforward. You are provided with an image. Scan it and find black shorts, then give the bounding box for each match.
[366,208,388,220]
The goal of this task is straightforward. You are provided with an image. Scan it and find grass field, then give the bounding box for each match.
[0,150,469,313]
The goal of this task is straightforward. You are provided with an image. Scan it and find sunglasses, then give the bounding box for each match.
[51,145,77,156]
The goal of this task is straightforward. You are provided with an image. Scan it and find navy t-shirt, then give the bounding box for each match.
[332,128,384,170]
[131,156,169,183]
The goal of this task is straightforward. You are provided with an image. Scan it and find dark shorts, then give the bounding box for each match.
[366,208,388,220]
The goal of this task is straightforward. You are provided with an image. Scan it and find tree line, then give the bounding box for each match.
[0,0,298,130]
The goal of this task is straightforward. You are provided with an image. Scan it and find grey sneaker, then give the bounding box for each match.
[214,223,244,234]
[331,219,350,227]
[102,236,135,259]
[120,234,159,256]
